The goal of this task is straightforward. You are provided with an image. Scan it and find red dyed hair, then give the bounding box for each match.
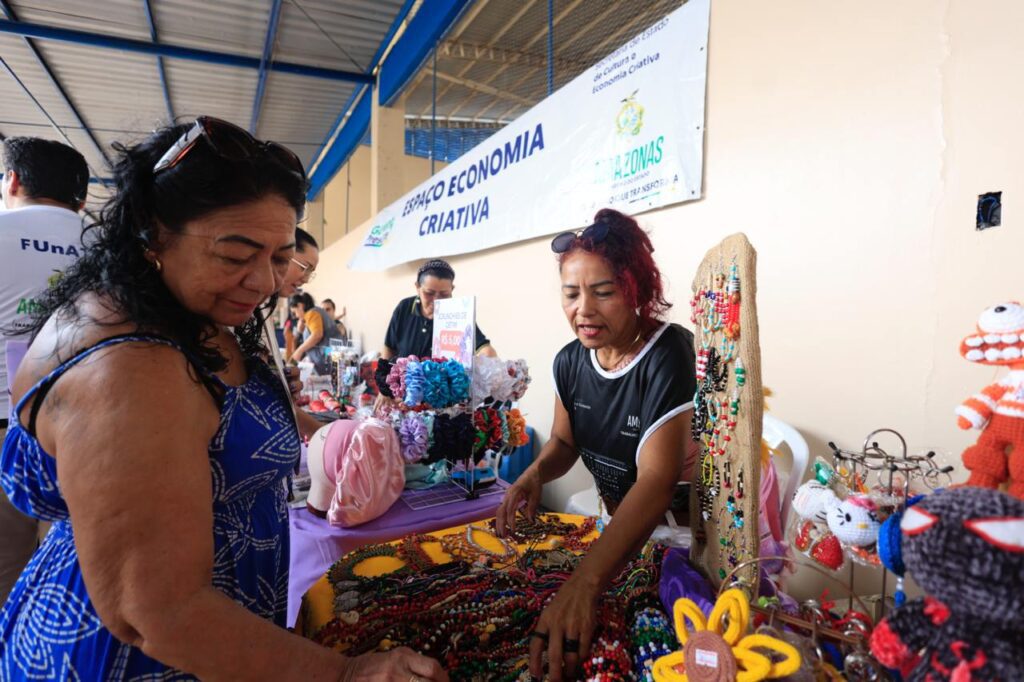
[558,208,672,333]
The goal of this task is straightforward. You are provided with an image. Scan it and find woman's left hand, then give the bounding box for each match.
[529,574,599,681]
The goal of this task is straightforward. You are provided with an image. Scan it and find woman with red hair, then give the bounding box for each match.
[496,208,698,681]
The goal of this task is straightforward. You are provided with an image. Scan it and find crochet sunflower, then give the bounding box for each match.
[653,588,800,681]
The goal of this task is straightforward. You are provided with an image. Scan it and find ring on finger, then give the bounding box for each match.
[530,630,549,642]
[563,637,580,653]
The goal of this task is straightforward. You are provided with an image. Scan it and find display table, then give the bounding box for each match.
[294,513,675,680]
[287,480,508,626]
[295,512,599,638]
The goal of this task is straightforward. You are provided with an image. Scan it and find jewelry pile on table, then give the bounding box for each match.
[310,515,675,681]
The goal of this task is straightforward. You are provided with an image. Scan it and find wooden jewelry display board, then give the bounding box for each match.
[689,233,763,588]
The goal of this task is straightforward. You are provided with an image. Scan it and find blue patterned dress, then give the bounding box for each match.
[0,335,300,681]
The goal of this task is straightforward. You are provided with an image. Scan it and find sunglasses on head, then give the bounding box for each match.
[153,116,305,179]
[550,220,611,253]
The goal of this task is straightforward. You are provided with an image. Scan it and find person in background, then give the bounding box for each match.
[289,291,343,374]
[281,228,319,358]
[0,118,445,681]
[321,297,348,340]
[281,227,319,297]
[495,209,698,681]
[0,136,88,605]
[380,259,497,360]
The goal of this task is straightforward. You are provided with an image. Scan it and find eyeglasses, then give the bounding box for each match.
[550,220,611,253]
[291,257,317,281]
[153,116,305,179]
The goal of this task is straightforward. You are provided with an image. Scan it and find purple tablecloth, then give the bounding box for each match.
[286,480,507,626]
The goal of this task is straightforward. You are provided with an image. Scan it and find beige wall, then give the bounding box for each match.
[306,0,1024,600]
[320,145,446,248]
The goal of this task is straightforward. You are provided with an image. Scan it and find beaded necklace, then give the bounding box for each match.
[328,543,407,583]
[441,524,519,567]
[311,527,669,678]
[486,512,576,544]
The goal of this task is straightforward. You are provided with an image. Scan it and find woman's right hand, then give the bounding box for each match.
[495,466,542,537]
[345,648,448,681]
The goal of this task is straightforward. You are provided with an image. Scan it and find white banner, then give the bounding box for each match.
[350,0,710,271]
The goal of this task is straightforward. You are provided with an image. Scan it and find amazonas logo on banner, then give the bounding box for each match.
[350,0,710,271]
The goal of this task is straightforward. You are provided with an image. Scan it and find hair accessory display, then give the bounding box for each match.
[374,354,532,496]
[870,487,1024,681]
[955,302,1024,498]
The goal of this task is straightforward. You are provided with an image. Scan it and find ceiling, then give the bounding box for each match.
[0,0,407,206]
[0,0,685,208]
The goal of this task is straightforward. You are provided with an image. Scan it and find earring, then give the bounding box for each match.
[154,257,163,272]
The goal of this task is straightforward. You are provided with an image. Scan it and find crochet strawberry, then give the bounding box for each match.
[809,534,843,571]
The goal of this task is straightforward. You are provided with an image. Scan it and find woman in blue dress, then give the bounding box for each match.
[0,118,446,682]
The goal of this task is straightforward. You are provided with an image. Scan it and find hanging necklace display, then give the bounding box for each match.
[689,235,763,587]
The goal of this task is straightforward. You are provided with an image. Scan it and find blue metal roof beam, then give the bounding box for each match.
[0,1,112,167]
[142,0,174,123]
[304,0,417,186]
[305,0,473,200]
[0,18,374,84]
[377,0,474,106]
[249,0,283,134]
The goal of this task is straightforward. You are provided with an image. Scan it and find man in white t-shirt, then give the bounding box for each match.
[0,136,87,603]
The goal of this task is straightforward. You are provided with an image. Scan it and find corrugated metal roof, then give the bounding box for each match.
[0,0,409,206]
[402,0,686,125]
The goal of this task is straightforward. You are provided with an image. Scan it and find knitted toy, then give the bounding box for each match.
[869,487,1024,681]
[955,302,1024,498]
[790,481,844,570]
[826,494,881,548]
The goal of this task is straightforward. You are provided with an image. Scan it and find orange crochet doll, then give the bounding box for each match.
[956,302,1024,498]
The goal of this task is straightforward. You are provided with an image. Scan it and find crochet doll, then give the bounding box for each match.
[790,481,844,570]
[869,487,1024,681]
[955,302,1024,498]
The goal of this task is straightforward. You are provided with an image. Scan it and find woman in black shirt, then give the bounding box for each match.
[495,208,698,680]
[380,259,497,359]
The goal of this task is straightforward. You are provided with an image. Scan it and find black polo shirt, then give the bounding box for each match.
[384,296,491,359]
[553,322,696,505]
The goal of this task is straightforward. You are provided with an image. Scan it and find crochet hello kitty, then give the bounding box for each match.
[790,481,844,570]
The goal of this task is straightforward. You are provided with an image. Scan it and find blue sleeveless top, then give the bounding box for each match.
[0,335,300,681]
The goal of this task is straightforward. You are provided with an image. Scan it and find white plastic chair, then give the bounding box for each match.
[564,413,810,531]
[762,413,810,530]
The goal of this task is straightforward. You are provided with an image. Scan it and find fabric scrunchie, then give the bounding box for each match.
[509,360,531,401]
[399,413,429,463]
[421,360,448,408]
[403,360,425,407]
[375,358,394,398]
[445,359,471,405]
[387,356,415,402]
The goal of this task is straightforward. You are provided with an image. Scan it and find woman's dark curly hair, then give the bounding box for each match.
[558,208,672,334]
[24,121,309,374]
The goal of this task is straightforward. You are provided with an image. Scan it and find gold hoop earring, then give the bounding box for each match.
[154,258,163,272]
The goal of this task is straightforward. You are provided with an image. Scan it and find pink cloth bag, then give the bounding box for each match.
[325,418,405,527]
